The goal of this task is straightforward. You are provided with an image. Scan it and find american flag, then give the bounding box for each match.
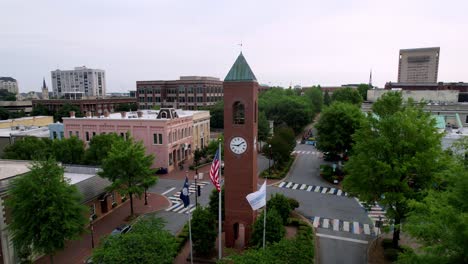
[210,149,221,192]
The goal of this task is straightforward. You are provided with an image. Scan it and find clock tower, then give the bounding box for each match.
[223,52,259,247]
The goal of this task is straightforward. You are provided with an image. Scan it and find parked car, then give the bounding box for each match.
[110,224,132,236]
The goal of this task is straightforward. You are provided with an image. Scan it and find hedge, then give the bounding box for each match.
[260,156,294,179]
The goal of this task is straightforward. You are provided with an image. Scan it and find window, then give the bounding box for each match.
[60,132,64,138]
[169,153,173,165]
[76,131,80,137]
[85,132,90,141]
[53,131,57,139]
[111,192,116,203]
[92,132,96,137]
[153,133,163,144]
[69,131,72,137]
[233,101,245,124]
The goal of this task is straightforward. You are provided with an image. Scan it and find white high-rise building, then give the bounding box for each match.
[0,77,19,94]
[51,66,106,99]
[398,47,440,83]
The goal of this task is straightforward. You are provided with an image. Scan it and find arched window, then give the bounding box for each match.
[233,101,245,124]
[161,112,167,119]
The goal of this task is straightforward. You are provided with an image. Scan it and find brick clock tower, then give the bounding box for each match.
[223,52,259,247]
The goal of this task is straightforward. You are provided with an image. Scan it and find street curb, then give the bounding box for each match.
[270,155,299,186]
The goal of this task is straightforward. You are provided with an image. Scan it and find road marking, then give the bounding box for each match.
[322,219,330,229]
[333,219,339,231]
[165,203,182,211]
[179,204,195,214]
[353,222,360,234]
[300,184,307,190]
[313,217,320,228]
[306,151,311,154]
[278,182,286,188]
[314,186,321,192]
[316,233,369,244]
[337,190,342,196]
[321,188,328,194]
[161,187,176,196]
[363,224,371,235]
[292,184,299,189]
[307,186,313,192]
[343,221,350,232]
[329,188,336,194]
[286,182,293,188]
[172,205,185,212]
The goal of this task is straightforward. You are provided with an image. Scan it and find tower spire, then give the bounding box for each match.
[369,69,373,88]
[42,77,47,89]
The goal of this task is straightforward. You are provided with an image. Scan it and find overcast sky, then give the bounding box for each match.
[1,0,467,93]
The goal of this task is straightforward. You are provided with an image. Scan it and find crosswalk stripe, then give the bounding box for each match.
[187,207,196,214]
[337,190,342,196]
[313,217,320,228]
[165,203,182,211]
[363,224,371,235]
[286,182,293,188]
[307,186,313,192]
[179,204,195,214]
[353,222,360,234]
[306,151,311,154]
[292,184,299,189]
[343,221,350,232]
[314,186,321,192]
[333,219,339,231]
[161,187,176,196]
[329,188,336,194]
[172,204,186,212]
[323,219,330,229]
[300,184,307,190]
[278,182,286,188]
[321,188,328,194]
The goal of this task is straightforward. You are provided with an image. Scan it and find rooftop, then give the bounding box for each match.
[65,109,207,121]
[0,77,17,82]
[400,47,440,53]
[224,52,257,82]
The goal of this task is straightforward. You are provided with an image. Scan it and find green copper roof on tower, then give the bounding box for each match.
[224,52,257,82]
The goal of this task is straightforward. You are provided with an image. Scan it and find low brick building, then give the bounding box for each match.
[32,97,137,116]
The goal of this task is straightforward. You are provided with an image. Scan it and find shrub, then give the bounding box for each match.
[267,193,292,224]
[191,207,217,256]
[287,197,300,210]
[250,208,285,248]
[384,248,400,262]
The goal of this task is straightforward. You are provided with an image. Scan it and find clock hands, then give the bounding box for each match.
[235,142,246,147]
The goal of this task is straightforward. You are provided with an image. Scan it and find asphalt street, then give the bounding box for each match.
[269,143,373,264]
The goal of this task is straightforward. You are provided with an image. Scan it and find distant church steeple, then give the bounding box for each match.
[41,77,49,99]
[369,69,373,88]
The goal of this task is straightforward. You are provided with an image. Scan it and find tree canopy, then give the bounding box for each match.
[99,136,155,216]
[54,104,83,122]
[2,137,53,160]
[258,111,270,142]
[343,93,443,248]
[208,101,224,129]
[303,86,323,114]
[315,102,364,155]
[250,208,285,248]
[267,126,295,167]
[0,90,16,101]
[92,217,178,264]
[191,206,217,256]
[51,136,85,164]
[331,87,363,105]
[84,133,123,165]
[357,84,371,101]
[6,159,87,263]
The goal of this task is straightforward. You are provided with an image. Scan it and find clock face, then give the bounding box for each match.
[230,136,247,155]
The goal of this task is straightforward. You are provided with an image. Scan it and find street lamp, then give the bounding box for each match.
[89,216,95,249]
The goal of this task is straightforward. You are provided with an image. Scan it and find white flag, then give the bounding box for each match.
[246,181,266,210]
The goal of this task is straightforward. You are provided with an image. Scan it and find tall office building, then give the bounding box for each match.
[0,77,19,94]
[398,47,440,83]
[51,66,106,98]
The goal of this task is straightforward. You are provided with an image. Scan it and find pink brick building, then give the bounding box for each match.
[63,108,207,172]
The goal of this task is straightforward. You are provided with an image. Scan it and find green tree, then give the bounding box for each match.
[209,101,224,129]
[397,164,468,264]
[6,159,87,263]
[357,84,371,101]
[0,90,17,101]
[115,103,138,112]
[304,86,323,114]
[51,136,85,164]
[84,133,123,165]
[92,217,177,264]
[343,96,443,248]
[206,134,224,158]
[267,193,293,225]
[250,209,285,248]
[191,207,217,256]
[258,111,270,142]
[31,104,51,116]
[99,136,155,217]
[142,176,158,205]
[315,102,364,155]
[0,107,9,120]
[54,104,83,122]
[2,137,53,160]
[9,110,26,119]
[267,127,295,167]
[331,87,363,105]
[372,91,404,118]
[208,187,225,221]
[323,90,331,106]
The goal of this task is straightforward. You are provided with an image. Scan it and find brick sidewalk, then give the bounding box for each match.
[35,193,170,264]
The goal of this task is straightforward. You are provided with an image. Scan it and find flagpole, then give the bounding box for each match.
[188,208,193,264]
[218,139,222,260]
[263,144,271,249]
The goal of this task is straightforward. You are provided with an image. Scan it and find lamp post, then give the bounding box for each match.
[194,166,198,207]
[89,216,95,249]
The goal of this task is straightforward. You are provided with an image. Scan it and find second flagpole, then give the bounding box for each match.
[218,139,222,260]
